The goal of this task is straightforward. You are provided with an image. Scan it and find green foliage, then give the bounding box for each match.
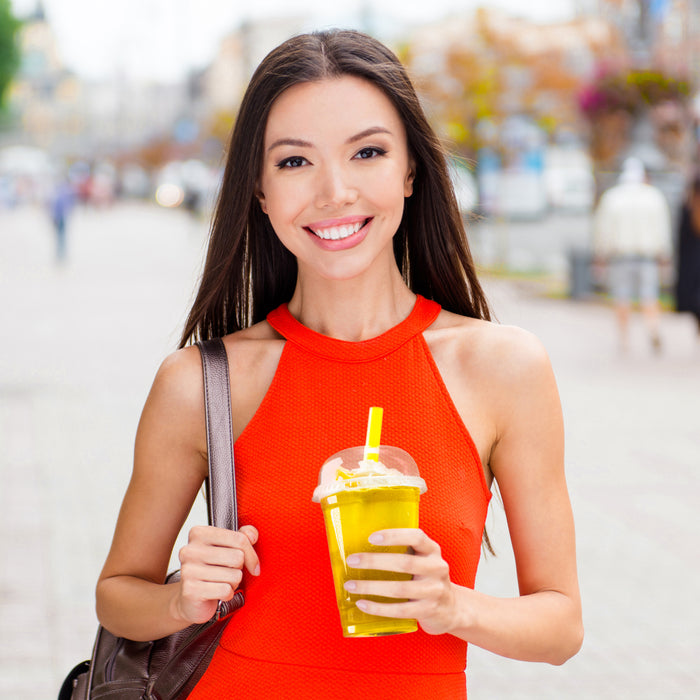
[626,70,690,106]
[0,0,21,109]
[579,68,690,121]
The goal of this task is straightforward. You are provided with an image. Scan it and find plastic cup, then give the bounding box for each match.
[312,445,427,637]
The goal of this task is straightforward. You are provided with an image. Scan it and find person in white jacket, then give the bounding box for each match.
[593,157,672,352]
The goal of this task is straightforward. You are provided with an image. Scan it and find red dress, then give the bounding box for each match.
[189,296,491,699]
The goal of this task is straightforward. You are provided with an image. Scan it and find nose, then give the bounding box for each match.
[314,163,358,209]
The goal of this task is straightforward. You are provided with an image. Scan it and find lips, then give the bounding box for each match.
[306,217,372,241]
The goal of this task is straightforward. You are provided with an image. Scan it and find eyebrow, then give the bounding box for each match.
[266,127,393,153]
[266,138,312,153]
[346,126,392,143]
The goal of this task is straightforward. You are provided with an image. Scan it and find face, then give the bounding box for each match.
[257,76,414,281]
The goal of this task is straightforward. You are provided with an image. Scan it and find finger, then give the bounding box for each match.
[345,573,446,598]
[201,546,246,570]
[195,580,240,603]
[187,525,260,576]
[179,541,245,568]
[188,525,253,550]
[354,598,425,619]
[194,581,239,607]
[344,577,418,600]
[233,530,261,576]
[180,562,243,592]
[347,551,419,575]
[188,526,260,573]
[368,528,440,555]
[188,525,244,546]
[239,524,259,545]
[348,551,449,580]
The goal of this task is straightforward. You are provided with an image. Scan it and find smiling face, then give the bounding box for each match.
[257,76,415,282]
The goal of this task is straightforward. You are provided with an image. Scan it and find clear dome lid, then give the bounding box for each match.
[312,445,427,502]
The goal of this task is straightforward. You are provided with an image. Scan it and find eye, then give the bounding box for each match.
[276,156,308,169]
[354,147,387,160]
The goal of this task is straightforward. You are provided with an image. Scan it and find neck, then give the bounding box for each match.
[287,265,416,341]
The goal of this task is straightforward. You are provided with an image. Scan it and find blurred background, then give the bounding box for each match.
[1,1,699,698]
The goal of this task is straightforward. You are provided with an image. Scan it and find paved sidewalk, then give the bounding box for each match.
[1,203,699,698]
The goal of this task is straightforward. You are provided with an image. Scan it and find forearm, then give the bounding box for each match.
[96,575,188,642]
[448,584,583,665]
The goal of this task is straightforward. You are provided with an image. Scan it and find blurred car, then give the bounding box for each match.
[545,167,595,213]
[119,163,152,199]
[497,169,548,220]
[154,159,220,214]
[0,146,56,205]
[544,146,595,213]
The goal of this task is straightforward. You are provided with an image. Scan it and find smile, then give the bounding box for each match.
[307,218,371,241]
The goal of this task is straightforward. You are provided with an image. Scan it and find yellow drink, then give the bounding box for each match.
[320,484,420,637]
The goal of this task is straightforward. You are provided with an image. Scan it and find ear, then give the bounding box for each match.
[256,186,268,214]
[404,160,416,198]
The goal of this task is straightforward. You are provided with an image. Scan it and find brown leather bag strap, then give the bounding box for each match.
[196,338,237,531]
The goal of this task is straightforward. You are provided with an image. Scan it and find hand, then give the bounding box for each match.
[343,528,457,636]
[173,524,259,625]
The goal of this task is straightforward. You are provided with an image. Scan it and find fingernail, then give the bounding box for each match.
[347,554,360,566]
[356,600,369,611]
[344,581,356,591]
[368,532,384,544]
[253,564,260,576]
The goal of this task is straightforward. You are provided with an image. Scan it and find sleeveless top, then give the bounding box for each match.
[190,295,491,699]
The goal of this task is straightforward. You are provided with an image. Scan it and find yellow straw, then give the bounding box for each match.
[364,406,383,462]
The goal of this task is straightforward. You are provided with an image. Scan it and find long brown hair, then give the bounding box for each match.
[180,29,490,346]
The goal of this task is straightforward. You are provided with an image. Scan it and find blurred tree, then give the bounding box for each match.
[404,8,603,160]
[136,138,179,170]
[578,67,690,167]
[0,0,21,109]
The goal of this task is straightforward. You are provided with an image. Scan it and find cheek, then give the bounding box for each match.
[369,172,411,213]
[261,182,301,224]
[261,190,309,250]
[371,160,412,196]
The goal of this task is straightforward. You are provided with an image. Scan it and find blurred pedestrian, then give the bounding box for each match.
[675,172,700,338]
[49,178,75,262]
[593,157,672,353]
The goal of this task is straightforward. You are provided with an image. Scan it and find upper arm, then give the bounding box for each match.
[488,328,579,602]
[98,345,208,585]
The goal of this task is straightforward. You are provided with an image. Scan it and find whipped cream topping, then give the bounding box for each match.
[312,456,426,502]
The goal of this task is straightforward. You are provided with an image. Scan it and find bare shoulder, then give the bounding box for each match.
[222,320,285,375]
[137,345,208,456]
[221,321,286,439]
[225,319,284,346]
[422,310,554,479]
[426,308,551,382]
[151,344,206,416]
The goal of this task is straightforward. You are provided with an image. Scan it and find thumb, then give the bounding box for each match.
[239,524,259,545]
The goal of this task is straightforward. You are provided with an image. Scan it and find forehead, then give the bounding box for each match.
[264,76,405,142]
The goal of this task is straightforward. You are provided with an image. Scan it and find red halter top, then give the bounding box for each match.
[190,295,491,699]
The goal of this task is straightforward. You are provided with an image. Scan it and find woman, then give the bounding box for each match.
[675,173,700,336]
[96,30,582,698]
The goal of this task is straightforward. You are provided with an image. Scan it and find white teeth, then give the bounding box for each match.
[312,221,364,240]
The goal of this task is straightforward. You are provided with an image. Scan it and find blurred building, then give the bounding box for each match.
[4,4,196,162]
[201,16,308,115]
[3,7,313,167]
[400,9,615,218]
[404,7,620,154]
[578,0,700,80]
[571,2,698,214]
[3,3,85,155]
